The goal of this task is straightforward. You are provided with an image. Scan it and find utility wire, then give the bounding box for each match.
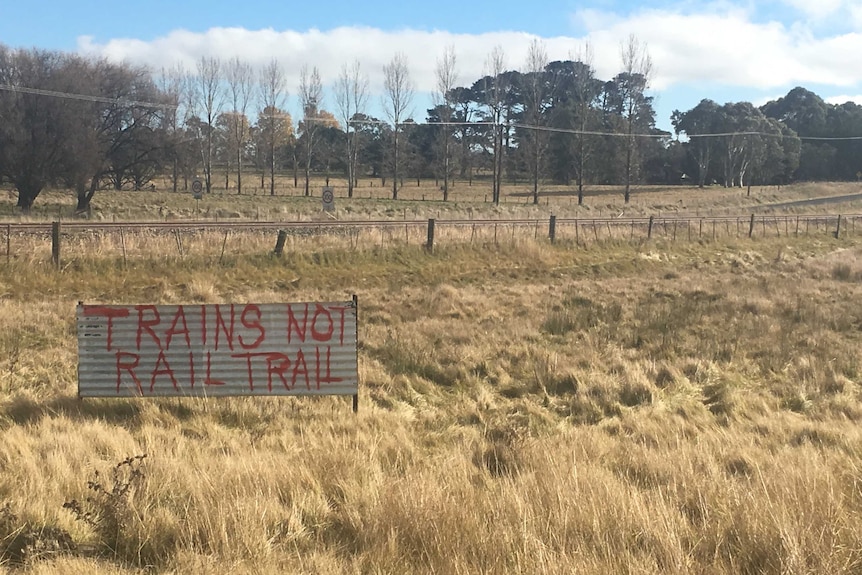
[510,122,665,138]
[0,83,176,109]
[4,83,861,141]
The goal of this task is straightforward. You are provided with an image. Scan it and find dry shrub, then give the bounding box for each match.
[62,455,155,564]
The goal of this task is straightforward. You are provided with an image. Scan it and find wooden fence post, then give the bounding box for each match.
[835,215,842,239]
[174,229,184,257]
[219,231,229,264]
[647,215,654,239]
[426,219,436,251]
[119,227,127,267]
[748,213,755,238]
[549,215,556,243]
[273,230,288,256]
[51,221,61,269]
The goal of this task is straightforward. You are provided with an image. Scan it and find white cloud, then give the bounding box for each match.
[578,6,862,89]
[825,94,862,105]
[77,27,550,95]
[780,0,847,20]
[75,5,862,113]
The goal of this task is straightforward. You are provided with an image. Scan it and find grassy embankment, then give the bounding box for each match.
[0,184,862,573]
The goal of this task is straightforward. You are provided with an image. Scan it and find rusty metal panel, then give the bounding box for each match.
[77,301,358,398]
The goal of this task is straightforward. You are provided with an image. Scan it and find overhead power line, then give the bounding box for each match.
[0,83,176,110]
[505,123,862,142]
[3,83,861,142]
[510,122,665,139]
[791,135,862,141]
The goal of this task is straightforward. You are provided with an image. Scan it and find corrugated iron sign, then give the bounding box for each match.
[77,300,358,398]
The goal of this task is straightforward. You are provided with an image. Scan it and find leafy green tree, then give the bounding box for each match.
[825,101,862,180]
[545,57,603,203]
[672,99,722,188]
[762,87,830,181]
[353,114,389,180]
[448,86,479,183]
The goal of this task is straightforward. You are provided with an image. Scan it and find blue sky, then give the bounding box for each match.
[2,0,862,131]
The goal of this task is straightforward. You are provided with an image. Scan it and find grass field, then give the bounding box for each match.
[1,183,862,573]
[3,178,862,223]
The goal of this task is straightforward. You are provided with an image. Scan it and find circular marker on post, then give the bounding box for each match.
[322,186,335,212]
[192,178,203,200]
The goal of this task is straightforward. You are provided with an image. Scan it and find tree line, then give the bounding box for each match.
[1,40,861,212]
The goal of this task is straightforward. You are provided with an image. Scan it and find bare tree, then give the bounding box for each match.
[434,45,458,201]
[484,46,506,205]
[620,34,653,204]
[258,59,288,196]
[382,53,414,200]
[0,50,167,210]
[159,64,192,193]
[196,56,222,193]
[298,65,323,197]
[335,60,369,198]
[160,65,186,193]
[523,39,548,205]
[225,57,254,194]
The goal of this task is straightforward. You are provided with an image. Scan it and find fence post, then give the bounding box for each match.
[5,223,9,263]
[647,215,654,239]
[219,231,229,264]
[353,293,359,414]
[426,219,436,251]
[273,229,288,256]
[119,228,127,267]
[549,215,556,243]
[51,221,61,269]
[835,215,842,239]
[748,213,756,238]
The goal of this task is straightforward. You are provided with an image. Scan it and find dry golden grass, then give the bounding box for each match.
[1,188,862,572]
[3,178,862,224]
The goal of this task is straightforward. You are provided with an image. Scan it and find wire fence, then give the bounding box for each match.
[1,214,858,267]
